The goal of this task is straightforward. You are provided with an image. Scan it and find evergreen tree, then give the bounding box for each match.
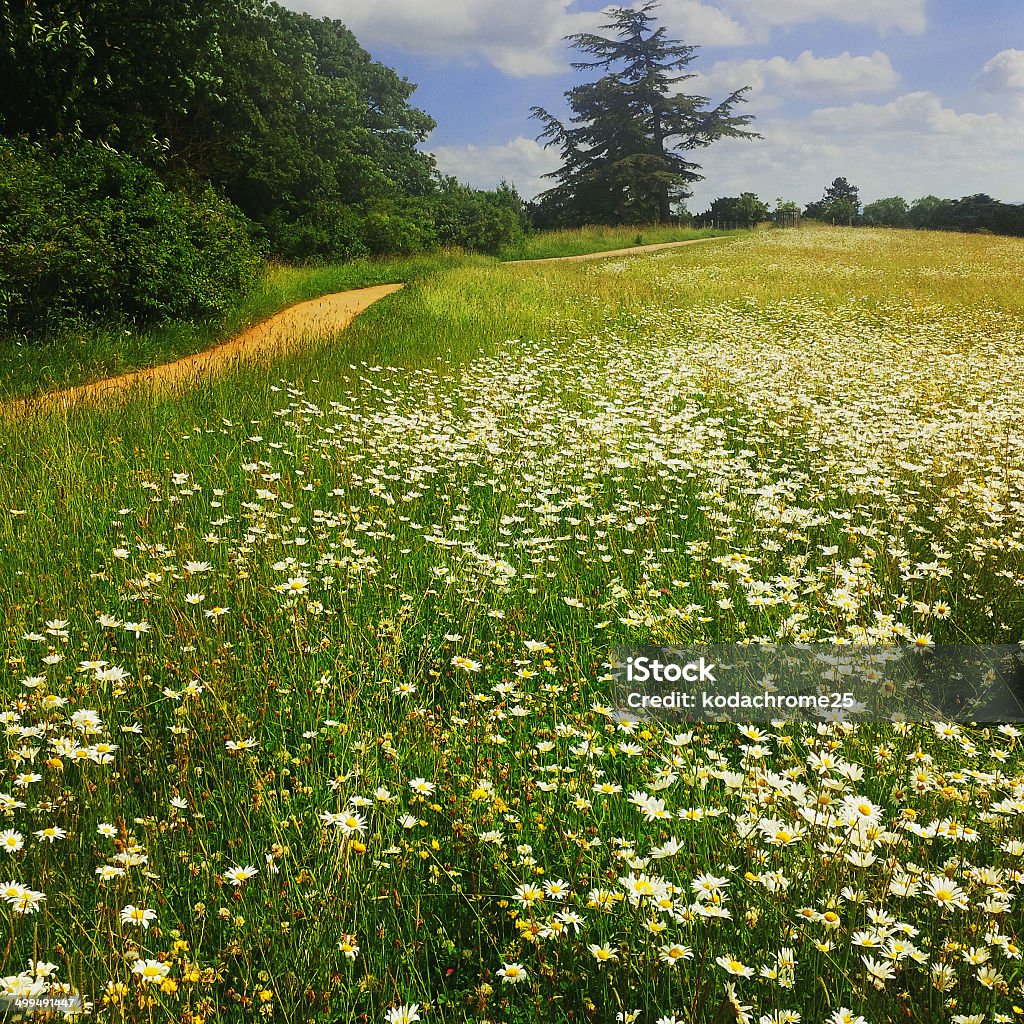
[530,1,757,226]
[805,177,860,225]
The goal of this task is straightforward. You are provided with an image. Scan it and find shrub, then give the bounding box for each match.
[360,196,438,256]
[0,138,261,333]
[433,178,527,255]
[261,201,370,263]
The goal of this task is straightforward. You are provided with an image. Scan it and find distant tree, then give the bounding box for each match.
[530,1,757,226]
[986,199,1024,236]
[907,195,954,230]
[944,194,1001,233]
[805,177,860,225]
[862,196,909,228]
[704,192,769,228]
[876,194,1024,236]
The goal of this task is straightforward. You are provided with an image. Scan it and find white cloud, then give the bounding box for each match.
[806,90,1007,136]
[284,0,604,76]
[686,91,1024,210]
[978,49,1024,93]
[652,0,750,46]
[718,0,927,35]
[427,137,562,199]
[694,50,900,104]
[281,0,926,75]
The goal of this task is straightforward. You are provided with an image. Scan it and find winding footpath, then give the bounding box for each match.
[7,236,719,416]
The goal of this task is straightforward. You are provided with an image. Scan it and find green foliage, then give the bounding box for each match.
[930,194,1024,235]
[0,0,535,340]
[261,202,371,263]
[192,6,438,254]
[851,194,1024,236]
[702,192,769,228]
[0,0,258,152]
[432,178,528,255]
[530,0,757,227]
[805,177,860,225]
[0,139,260,332]
[862,196,910,227]
[908,195,954,229]
[360,197,438,256]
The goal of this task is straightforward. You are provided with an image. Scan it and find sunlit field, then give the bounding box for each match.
[1,228,1023,1023]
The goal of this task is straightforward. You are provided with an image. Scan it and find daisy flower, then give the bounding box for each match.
[497,962,528,985]
[120,905,157,929]
[225,865,259,886]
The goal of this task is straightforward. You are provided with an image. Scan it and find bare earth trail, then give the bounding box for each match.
[7,236,719,416]
[500,237,719,264]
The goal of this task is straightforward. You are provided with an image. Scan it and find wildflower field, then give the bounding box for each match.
[1,227,1023,1024]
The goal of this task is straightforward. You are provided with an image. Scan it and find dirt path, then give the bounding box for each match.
[502,236,720,264]
[7,236,722,416]
[7,284,404,417]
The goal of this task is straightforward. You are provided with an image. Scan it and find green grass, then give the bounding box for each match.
[1,227,1023,1023]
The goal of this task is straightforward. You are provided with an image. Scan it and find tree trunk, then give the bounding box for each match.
[657,187,671,225]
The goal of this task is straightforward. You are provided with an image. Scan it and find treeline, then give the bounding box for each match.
[860,194,1024,235]
[693,180,1024,236]
[0,1,527,332]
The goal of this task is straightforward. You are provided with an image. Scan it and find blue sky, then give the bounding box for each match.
[284,0,1024,211]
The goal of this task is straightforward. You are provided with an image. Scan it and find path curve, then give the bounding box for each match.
[7,236,722,416]
[7,284,404,417]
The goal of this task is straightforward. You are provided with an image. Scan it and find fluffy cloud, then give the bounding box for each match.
[687,91,1024,210]
[428,137,562,199]
[281,0,926,75]
[806,90,1009,136]
[718,0,927,35]
[651,0,750,46]
[284,0,604,76]
[977,49,1024,93]
[286,0,750,74]
[694,50,900,104]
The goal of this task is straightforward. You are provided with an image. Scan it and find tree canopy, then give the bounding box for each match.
[804,177,860,225]
[803,185,1024,236]
[1,0,529,332]
[702,193,769,228]
[530,1,757,227]
[863,196,910,228]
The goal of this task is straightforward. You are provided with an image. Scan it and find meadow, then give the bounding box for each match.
[0,227,727,404]
[0,227,1023,1023]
